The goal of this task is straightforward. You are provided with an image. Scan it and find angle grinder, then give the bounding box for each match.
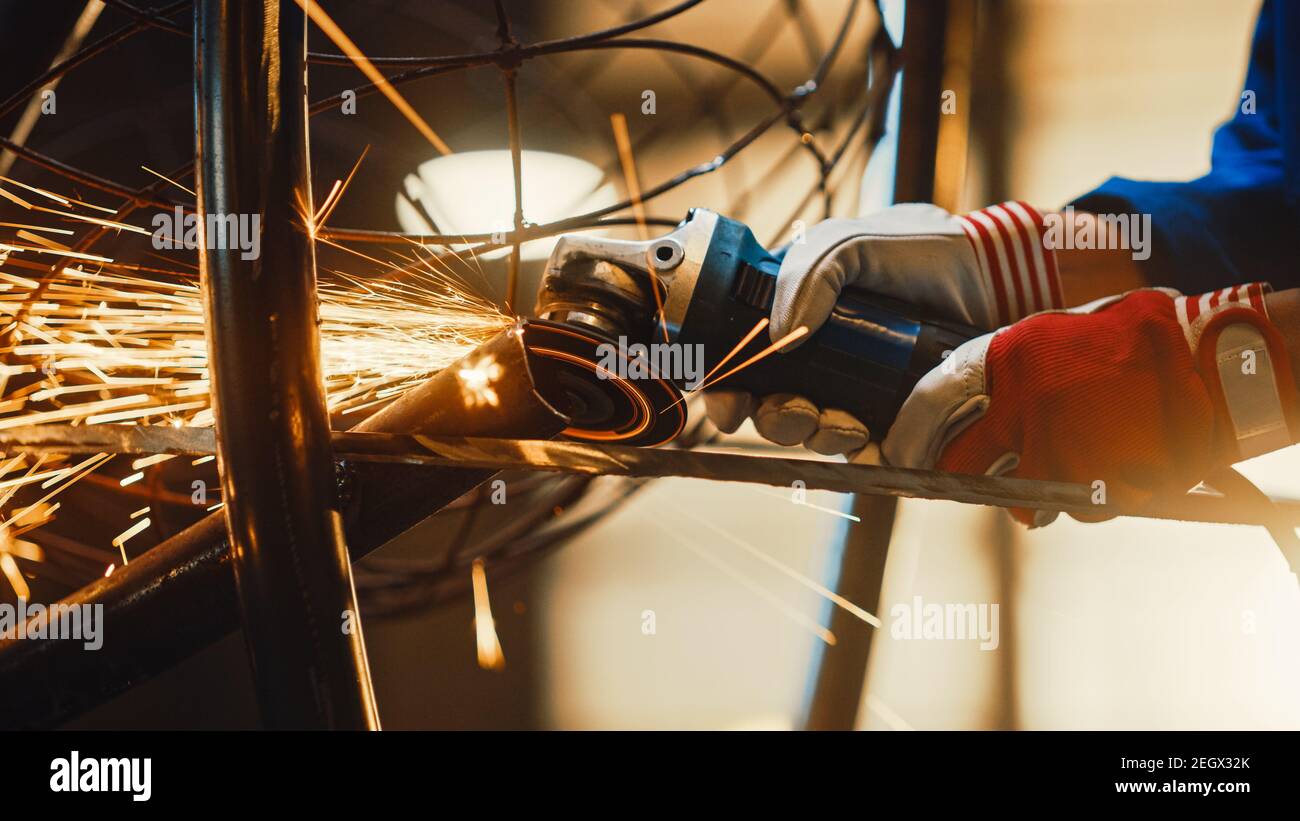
[530,208,978,447]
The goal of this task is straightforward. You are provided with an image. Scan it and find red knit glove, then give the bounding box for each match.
[882,284,1300,525]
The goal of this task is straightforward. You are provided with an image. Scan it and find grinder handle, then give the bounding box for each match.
[710,246,982,439]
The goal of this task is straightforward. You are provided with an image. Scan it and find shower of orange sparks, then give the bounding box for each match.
[610,114,649,242]
[0,551,28,599]
[296,0,453,156]
[112,517,150,565]
[752,485,861,522]
[679,507,880,628]
[660,321,807,417]
[647,514,836,646]
[0,174,69,206]
[140,165,195,197]
[2,41,508,591]
[0,169,506,593]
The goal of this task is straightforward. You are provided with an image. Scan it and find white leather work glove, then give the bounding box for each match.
[705,201,1061,456]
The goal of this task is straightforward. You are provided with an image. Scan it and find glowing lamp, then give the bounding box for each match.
[396,150,615,260]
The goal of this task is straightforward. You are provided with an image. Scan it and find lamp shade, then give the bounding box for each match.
[396,150,616,260]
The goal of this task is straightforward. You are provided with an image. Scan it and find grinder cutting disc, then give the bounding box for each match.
[521,318,685,447]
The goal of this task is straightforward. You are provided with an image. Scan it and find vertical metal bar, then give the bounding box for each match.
[194,0,379,729]
[892,0,949,204]
[495,0,524,311]
[988,504,1019,728]
[931,0,976,212]
[802,0,951,730]
[503,67,524,310]
[803,495,896,730]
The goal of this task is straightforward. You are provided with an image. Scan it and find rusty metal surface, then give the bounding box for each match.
[0,424,217,455]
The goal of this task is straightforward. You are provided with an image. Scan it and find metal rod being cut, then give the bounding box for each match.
[2,424,1297,527]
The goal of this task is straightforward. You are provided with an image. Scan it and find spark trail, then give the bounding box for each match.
[0,238,506,593]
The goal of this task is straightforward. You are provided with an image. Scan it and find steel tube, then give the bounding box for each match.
[804,0,953,729]
[342,323,575,559]
[195,0,377,729]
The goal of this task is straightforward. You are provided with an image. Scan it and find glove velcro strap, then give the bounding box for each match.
[1191,304,1300,461]
[957,201,1062,326]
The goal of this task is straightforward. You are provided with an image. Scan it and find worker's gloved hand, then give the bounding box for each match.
[703,390,878,459]
[771,200,1061,337]
[705,201,1062,454]
[883,284,1299,525]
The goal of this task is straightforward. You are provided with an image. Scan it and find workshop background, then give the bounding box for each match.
[3,0,1297,730]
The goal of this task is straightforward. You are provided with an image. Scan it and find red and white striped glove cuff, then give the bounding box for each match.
[957,202,1063,327]
[1173,282,1270,347]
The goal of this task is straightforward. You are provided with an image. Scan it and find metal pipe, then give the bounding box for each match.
[803,0,954,729]
[342,323,574,558]
[194,0,377,729]
[801,494,896,730]
[0,327,570,729]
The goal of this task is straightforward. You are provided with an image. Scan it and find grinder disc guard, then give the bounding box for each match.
[522,318,685,447]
